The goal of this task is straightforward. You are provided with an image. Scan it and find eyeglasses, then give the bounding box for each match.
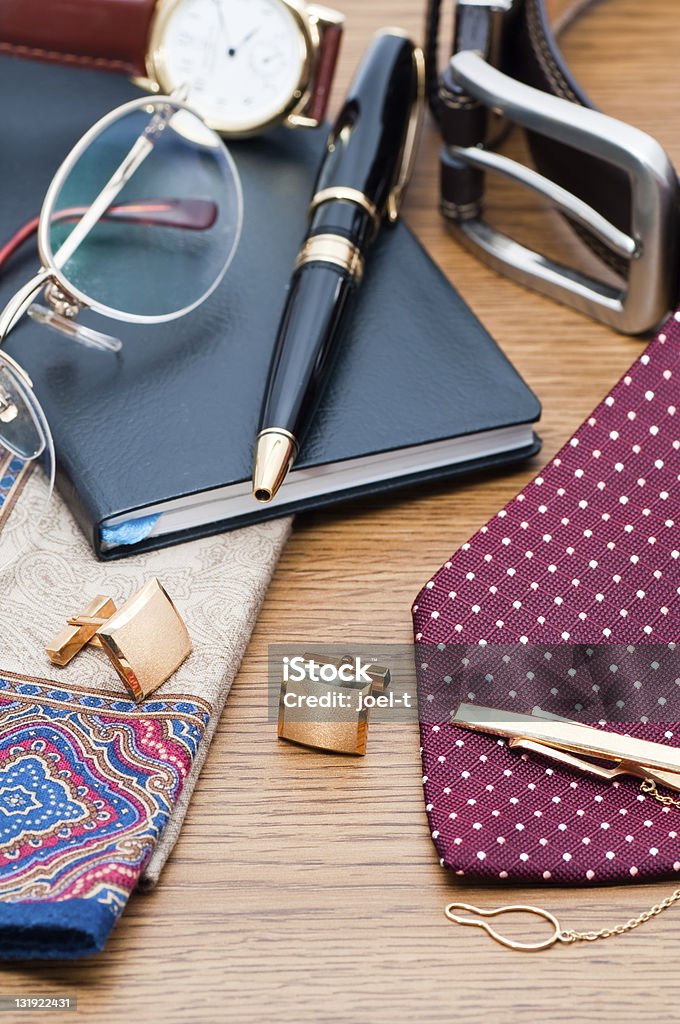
[0,93,243,572]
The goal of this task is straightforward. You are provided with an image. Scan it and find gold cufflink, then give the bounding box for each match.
[45,578,192,702]
[278,652,391,756]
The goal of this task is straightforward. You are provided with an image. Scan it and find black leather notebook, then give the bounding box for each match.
[0,56,541,560]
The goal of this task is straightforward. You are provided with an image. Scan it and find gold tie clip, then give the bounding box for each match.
[451,703,680,794]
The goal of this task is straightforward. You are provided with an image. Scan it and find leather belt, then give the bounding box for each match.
[426,0,680,335]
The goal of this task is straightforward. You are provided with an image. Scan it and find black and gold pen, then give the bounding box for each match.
[252,30,424,502]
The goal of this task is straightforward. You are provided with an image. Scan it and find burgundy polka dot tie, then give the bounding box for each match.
[413,315,680,885]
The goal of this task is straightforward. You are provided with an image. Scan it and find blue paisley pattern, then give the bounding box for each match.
[0,673,211,956]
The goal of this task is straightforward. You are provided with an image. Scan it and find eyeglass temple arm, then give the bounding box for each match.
[0,270,51,352]
[51,102,180,272]
[0,200,218,273]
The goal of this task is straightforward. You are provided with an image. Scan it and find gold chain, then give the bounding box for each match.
[560,888,680,943]
[562,780,680,943]
[640,778,680,809]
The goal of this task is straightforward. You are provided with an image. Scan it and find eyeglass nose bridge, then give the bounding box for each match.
[441,51,679,336]
[43,280,82,320]
[27,301,124,353]
[27,278,123,353]
[0,268,123,354]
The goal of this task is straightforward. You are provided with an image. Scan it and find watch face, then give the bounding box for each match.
[156,0,308,134]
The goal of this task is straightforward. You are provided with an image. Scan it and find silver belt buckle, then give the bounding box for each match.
[446,51,679,335]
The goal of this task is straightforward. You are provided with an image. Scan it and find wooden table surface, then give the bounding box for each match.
[5,2,680,1020]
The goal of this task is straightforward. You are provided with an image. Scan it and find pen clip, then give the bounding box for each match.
[386,46,426,225]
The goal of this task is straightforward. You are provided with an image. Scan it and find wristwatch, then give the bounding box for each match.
[426,0,680,336]
[0,0,344,137]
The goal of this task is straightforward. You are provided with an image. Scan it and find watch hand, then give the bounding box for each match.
[227,25,261,57]
[237,27,261,48]
[212,0,232,49]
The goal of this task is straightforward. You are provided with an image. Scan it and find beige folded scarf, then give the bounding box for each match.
[0,470,290,886]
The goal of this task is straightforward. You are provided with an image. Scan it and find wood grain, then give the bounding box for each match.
[4,3,680,1020]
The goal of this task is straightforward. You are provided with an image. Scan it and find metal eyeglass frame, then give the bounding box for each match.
[0,91,242,436]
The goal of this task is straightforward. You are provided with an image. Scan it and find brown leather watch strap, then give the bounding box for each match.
[0,0,157,77]
[303,17,343,124]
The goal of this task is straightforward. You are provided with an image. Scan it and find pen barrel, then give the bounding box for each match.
[312,31,419,240]
[254,31,421,499]
[310,200,375,250]
[258,264,356,439]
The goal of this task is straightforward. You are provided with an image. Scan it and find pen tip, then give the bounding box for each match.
[252,429,298,503]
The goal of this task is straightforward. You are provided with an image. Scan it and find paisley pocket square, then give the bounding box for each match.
[0,470,290,959]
